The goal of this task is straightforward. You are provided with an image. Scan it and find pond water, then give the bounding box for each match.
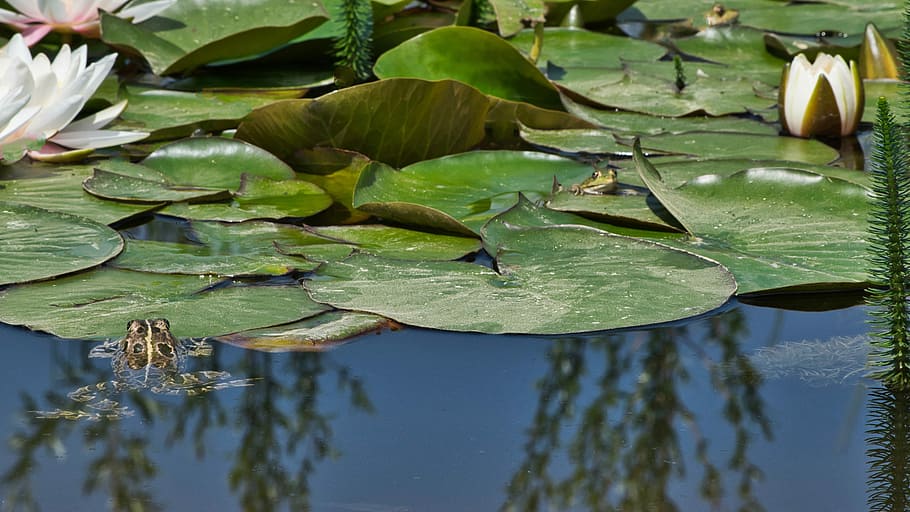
[0,299,883,511]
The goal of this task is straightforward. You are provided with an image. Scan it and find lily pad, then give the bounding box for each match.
[546,189,680,232]
[0,202,123,286]
[288,224,482,261]
[633,140,869,294]
[0,165,158,225]
[159,175,332,222]
[374,26,563,110]
[99,1,329,75]
[109,85,280,141]
[214,311,398,352]
[353,150,595,234]
[509,27,666,68]
[236,79,491,168]
[0,268,326,340]
[489,0,545,36]
[84,162,231,203]
[306,199,735,334]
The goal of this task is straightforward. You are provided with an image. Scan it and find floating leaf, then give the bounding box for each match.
[100,1,328,75]
[109,86,280,141]
[306,198,735,334]
[84,162,231,203]
[214,311,398,352]
[0,202,123,286]
[236,79,490,168]
[0,164,158,225]
[0,268,326,340]
[374,26,562,110]
[634,140,869,294]
[353,150,595,234]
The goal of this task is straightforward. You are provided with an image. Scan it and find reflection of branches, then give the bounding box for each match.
[2,342,373,511]
[229,351,374,510]
[504,309,770,511]
[866,386,910,512]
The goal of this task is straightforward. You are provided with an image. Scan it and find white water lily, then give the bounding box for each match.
[0,0,175,46]
[0,33,148,163]
[778,53,864,138]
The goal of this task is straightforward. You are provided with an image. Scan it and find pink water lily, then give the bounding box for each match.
[0,0,175,46]
[0,33,148,163]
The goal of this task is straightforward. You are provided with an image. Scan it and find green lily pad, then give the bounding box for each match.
[0,268,327,340]
[489,0,545,36]
[141,137,295,190]
[109,86,280,141]
[636,132,840,163]
[99,1,328,75]
[562,60,775,117]
[633,140,869,294]
[159,175,332,222]
[0,164,158,225]
[291,224,482,261]
[84,162,231,203]
[674,26,787,85]
[353,150,595,234]
[0,202,123,286]
[236,79,490,168]
[509,27,666,68]
[563,98,777,136]
[546,189,680,231]
[214,311,397,352]
[374,26,562,110]
[306,199,735,334]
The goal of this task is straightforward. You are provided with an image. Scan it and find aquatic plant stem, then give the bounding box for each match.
[333,0,373,84]
[866,97,910,391]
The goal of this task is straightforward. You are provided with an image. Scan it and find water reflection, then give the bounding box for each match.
[866,386,910,511]
[1,344,373,511]
[502,310,771,511]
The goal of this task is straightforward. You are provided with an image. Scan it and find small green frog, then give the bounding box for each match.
[570,168,619,195]
[705,3,739,26]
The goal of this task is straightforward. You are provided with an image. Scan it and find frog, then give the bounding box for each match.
[569,168,619,196]
[705,3,739,26]
[32,319,257,421]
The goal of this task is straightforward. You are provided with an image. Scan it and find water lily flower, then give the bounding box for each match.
[0,33,148,163]
[0,0,175,46]
[778,53,864,138]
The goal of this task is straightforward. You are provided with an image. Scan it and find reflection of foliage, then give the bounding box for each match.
[866,97,910,390]
[866,386,910,511]
[333,0,374,83]
[503,309,769,511]
[1,343,372,511]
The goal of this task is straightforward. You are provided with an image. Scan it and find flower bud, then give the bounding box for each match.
[778,53,864,138]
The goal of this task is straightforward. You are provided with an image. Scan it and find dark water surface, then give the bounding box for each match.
[0,301,878,511]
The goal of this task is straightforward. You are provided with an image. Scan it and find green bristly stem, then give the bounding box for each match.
[866,97,910,391]
[333,0,374,83]
[673,55,686,93]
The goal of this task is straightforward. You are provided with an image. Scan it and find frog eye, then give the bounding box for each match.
[156,343,175,358]
[132,342,146,354]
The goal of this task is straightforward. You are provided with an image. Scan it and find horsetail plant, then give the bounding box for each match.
[866,97,910,391]
[333,0,374,84]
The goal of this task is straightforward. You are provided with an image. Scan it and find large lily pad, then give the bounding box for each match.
[306,199,735,334]
[109,86,280,141]
[159,175,333,222]
[0,268,326,340]
[633,141,869,294]
[353,150,595,234]
[236,79,491,168]
[0,165,158,225]
[520,128,840,163]
[84,162,231,203]
[374,26,562,110]
[509,27,666,68]
[0,202,123,286]
[100,1,328,75]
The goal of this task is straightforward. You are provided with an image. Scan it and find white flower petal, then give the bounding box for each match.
[0,105,40,145]
[117,0,174,22]
[0,7,33,25]
[64,100,128,131]
[50,128,149,149]
[6,0,43,19]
